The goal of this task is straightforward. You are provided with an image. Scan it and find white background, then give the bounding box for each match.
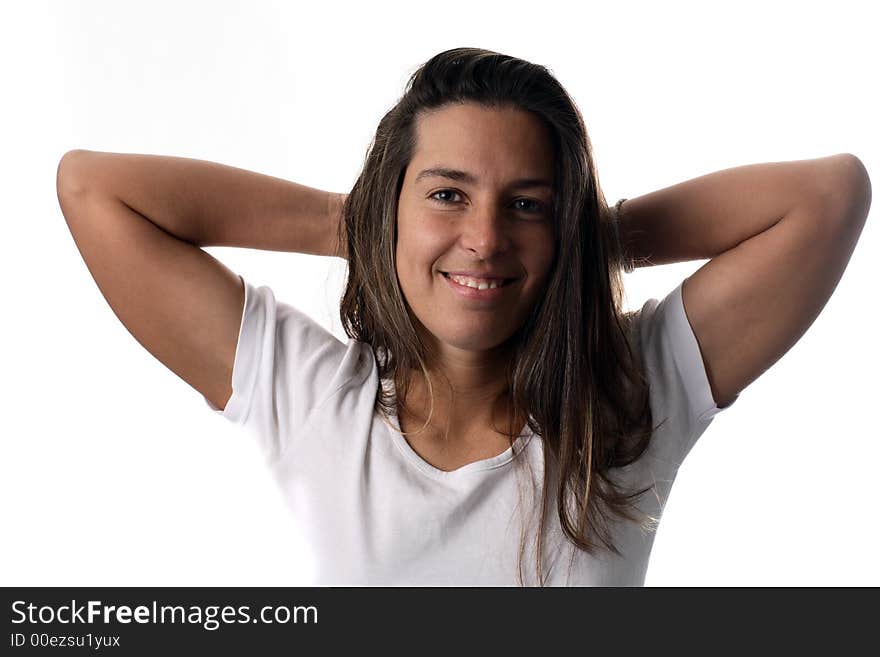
[1,0,876,586]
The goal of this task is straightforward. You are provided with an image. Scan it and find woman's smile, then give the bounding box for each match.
[440,271,519,302]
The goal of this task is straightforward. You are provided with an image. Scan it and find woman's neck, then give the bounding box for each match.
[396,366,524,443]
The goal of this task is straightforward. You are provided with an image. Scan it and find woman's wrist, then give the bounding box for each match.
[327,192,349,260]
[612,198,635,273]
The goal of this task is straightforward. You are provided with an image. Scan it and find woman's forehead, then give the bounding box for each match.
[414,104,554,155]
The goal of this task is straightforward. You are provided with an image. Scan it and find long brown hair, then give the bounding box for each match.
[336,47,661,586]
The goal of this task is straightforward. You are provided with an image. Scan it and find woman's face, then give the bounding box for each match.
[396,102,557,357]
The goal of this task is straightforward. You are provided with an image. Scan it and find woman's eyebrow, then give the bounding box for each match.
[415,166,555,192]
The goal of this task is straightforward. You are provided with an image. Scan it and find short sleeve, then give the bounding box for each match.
[203,275,373,461]
[633,279,738,469]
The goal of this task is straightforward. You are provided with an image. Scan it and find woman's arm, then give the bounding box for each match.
[616,154,868,268]
[55,149,347,411]
[59,149,346,258]
[615,153,870,409]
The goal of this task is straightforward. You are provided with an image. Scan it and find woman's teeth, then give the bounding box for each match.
[446,273,505,290]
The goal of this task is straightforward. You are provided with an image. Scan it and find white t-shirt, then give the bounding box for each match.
[204,275,736,586]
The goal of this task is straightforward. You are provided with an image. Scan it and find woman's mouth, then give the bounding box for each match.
[440,272,518,301]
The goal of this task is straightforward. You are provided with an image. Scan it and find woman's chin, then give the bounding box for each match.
[429,327,518,354]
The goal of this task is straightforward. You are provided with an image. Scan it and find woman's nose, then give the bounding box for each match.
[459,206,512,258]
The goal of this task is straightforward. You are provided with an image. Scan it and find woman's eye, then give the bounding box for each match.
[430,189,462,204]
[428,190,546,215]
[513,198,544,213]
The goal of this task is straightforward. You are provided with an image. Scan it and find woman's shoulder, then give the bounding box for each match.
[208,276,378,436]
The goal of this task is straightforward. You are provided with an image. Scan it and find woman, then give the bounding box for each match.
[56,47,870,586]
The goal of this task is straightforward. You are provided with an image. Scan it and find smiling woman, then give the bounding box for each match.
[328,48,665,586]
[61,46,747,587]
